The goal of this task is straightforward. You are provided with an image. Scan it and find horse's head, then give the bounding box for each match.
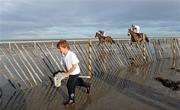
[127,28,131,36]
[128,28,135,36]
[95,32,100,38]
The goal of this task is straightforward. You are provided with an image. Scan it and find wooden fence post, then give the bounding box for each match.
[88,39,93,78]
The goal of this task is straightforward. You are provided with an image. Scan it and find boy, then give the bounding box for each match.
[56,40,91,107]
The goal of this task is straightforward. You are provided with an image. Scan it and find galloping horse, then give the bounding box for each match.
[95,32,115,45]
[128,28,149,44]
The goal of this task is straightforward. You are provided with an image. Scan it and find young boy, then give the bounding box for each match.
[56,40,91,106]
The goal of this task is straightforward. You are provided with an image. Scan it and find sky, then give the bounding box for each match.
[0,0,180,40]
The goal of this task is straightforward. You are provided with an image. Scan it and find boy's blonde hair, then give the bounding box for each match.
[57,40,70,49]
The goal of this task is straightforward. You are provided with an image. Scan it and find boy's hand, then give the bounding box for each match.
[66,72,70,77]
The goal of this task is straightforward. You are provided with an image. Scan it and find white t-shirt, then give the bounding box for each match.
[61,50,80,75]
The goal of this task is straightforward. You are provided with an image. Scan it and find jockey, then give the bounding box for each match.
[131,24,141,38]
[98,30,106,36]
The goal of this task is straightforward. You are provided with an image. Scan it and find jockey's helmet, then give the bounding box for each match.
[131,24,135,27]
[99,30,104,34]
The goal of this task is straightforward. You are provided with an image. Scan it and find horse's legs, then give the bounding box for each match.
[98,38,103,45]
[139,36,143,43]
[101,40,104,44]
[98,39,101,46]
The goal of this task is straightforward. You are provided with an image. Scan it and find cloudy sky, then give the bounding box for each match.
[0,0,180,40]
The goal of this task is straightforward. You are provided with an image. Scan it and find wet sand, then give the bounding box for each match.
[0,59,180,110]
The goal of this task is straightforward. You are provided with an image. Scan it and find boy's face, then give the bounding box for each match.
[58,46,68,55]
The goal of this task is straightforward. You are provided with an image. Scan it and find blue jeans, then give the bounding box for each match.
[67,74,90,101]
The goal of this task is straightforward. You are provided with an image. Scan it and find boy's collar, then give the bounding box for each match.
[63,50,70,56]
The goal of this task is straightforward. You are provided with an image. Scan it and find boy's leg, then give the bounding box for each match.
[76,78,91,94]
[65,75,79,105]
[76,78,89,87]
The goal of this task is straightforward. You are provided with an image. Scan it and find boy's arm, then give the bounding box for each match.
[66,64,78,77]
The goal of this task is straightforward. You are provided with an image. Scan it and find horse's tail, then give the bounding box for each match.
[144,34,149,42]
[112,39,115,44]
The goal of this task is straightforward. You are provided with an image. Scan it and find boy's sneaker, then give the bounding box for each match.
[63,100,75,107]
[87,84,92,95]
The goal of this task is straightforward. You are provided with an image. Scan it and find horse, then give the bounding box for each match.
[95,32,115,45]
[128,28,149,45]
